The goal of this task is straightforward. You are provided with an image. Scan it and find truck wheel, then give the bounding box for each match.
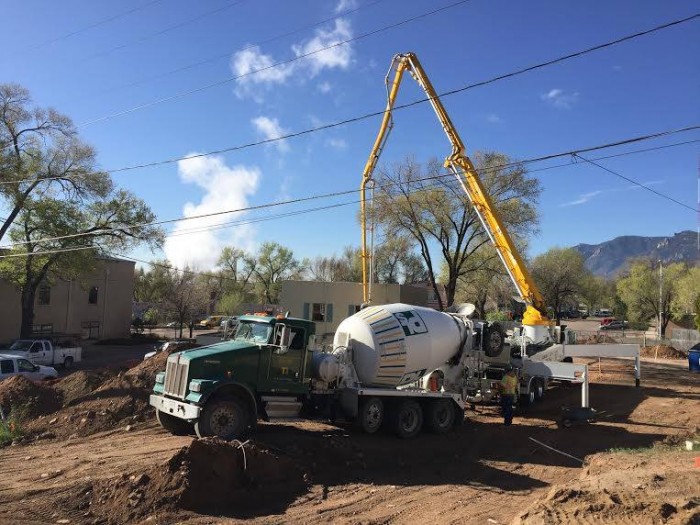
[392,400,423,439]
[156,409,193,436]
[520,389,535,408]
[63,356,74,369]
[425,399,455,434]
[195,399,248,440]
[357,397,384,434]
[484,323,505,357]
[534,379,545,401]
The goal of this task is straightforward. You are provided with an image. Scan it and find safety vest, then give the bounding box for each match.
[500,373,519,396]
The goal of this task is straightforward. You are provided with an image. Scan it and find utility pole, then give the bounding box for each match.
[658,260,663,340]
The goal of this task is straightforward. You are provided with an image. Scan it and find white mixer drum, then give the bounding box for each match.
[333,303,465,387]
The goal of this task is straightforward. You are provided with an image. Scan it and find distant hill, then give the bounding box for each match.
[573,230,698,278]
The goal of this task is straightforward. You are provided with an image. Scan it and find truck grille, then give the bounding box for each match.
[164,354,189,399]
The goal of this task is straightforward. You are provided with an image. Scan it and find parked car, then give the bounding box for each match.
[600,320,628,331]
[0,354,58,381]
[220,316,239,331]
[143,339,199,360]
[4,339,82,369]
[199,315,226,329]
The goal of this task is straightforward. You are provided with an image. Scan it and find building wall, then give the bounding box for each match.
[0,257,135,344]
[280,281,429,343]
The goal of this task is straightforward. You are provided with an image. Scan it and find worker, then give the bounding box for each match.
[499,365,519,426]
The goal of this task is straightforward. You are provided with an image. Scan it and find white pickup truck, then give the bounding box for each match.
[0,354,58,381]
[4,339,82,369]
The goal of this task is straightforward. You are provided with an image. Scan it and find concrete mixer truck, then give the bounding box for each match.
[149,303,519,439]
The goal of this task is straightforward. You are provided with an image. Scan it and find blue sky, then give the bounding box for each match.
[2,0,698,270]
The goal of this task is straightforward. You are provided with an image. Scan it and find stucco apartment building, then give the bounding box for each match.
[0,256,135,344]
[280,281,431,343]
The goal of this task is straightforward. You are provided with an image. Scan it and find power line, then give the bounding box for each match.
[22,0,163,54]
[572,153,697,212]
[1,129,697,252]
[77,11,699,129]
[81,0,246,63]
[77,0,472,128]
[84,0,386,99]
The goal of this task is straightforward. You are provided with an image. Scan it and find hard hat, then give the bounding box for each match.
[503,364,513,372]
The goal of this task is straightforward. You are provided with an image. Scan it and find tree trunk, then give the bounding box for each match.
[20,287,37,338]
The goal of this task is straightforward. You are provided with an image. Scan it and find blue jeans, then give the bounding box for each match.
[501,394,515,425]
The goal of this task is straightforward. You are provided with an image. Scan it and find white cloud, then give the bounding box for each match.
[486,113,502,124]
[231,20,353,99]
[558,190,602,207]
[541,88,579,109]
[163,154,260,269]
[231,46,295,99]
[326,137,347,150]
[252,116,290,152]
[318,81,332,94]
[292,19,353,77]
[335,0,358,13]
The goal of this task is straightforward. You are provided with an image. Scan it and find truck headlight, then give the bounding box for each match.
[189,380,201,392]
[155,372,165,384]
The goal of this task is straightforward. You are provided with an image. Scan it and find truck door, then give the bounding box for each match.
[28,341,49,365]
[266,325,306,393]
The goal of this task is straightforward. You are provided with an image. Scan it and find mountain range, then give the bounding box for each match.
[572,230,698,278]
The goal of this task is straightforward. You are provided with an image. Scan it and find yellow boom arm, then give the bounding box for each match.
[360,52,550,329]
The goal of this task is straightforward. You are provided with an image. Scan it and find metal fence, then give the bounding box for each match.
[568,328,699,354]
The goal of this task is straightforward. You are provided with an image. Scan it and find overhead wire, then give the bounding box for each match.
[81,0,247,62]
[19,0,164,54]
[77,0,474,128]
[1,129,697,254]
[87,0,386,99]
[76,11,699,129]
[572,153,697,212]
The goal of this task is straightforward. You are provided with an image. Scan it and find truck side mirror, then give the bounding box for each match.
[275,324,292,354]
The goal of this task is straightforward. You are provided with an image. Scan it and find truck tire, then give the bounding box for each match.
[195,398,249,440]
[520,388,535,408]
[357,397,384,434]
[425,399,455,434]
[484,323,505,357]
[392,400,423,439]
[534,378,545,401]
[63,356,74,369]
[156,409,193,436]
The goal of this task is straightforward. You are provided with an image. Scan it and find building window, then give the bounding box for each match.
[348,304,362,316]
[311,303,326,322]
[88,286,99,304]
[31,324,53,335]
[82,321,100,339]
[38,285,51,306]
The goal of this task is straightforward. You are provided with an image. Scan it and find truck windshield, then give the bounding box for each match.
[9,341,33,351]
[233,322,272,344]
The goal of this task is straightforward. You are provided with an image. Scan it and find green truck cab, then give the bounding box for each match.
[149,313,316,439]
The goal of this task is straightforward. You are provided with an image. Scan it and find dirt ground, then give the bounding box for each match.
[0,354,698,525]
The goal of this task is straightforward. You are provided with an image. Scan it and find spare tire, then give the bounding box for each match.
[484,322,505,357]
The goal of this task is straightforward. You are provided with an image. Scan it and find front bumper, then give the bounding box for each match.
[149,394,201,421]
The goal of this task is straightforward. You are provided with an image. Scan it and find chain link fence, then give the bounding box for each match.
[568,328,699,355]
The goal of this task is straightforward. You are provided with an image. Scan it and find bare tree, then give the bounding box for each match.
[373,153,540,309]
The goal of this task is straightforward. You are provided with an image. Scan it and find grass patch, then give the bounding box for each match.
[0,404,29,447]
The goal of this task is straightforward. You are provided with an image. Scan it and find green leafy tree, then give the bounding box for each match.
[0,84,162,337]
[671,266,700,321]
[374,236,427,284]
[0,194,162,337]
[246,242,301,304]
[531,248,590,324]
[616,260,686,337]
[373,152,541,309]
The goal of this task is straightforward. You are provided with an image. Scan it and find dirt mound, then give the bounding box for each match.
[516,449,700,524]
[53,370,116,406]
[25,353,171,440]
[641,345,687,360]
[63,438,309,524]
[0,375,62,418]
